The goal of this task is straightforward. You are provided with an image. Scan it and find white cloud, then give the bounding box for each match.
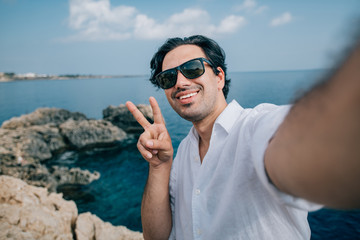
[66,0,247,41]
[217,15,246,33]
[270,12,292,27]
[134,10,246,39]
[254,5,268,14]
[235,0,256,11]
[68,0,137,41]
[235,0,267,14]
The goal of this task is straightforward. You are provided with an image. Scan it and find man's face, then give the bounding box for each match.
[162,44,225,122]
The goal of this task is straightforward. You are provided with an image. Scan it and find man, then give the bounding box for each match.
[126,35,360,239]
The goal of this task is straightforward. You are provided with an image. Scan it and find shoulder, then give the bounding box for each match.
[226,100,289,122]
[253,102,285,112]
[246,103,291,129]
[224,101,290,135]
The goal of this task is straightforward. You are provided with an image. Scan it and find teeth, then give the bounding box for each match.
[179,92,197,100]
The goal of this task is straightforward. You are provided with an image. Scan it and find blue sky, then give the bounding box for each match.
[0,0,359,75]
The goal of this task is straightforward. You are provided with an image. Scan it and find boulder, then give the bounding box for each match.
[1,107,87,129]
[1,162,56,191]
[76,212,143,240]
[0,161,100,193]
[0,124,66,164]
[0,122,100,192]
[0,175,143,240]
[50,166,100,186]
[60,119,127,149]
[0,175,77,240]
[103,104,153,133]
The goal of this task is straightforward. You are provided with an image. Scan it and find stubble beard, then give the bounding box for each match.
[175,103,207,122]
[173,97,216,123]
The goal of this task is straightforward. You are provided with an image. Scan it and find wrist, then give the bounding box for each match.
[150,158,172,169]
[149,159,172,175]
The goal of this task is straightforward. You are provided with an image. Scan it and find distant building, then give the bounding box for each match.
[17,72,37,78]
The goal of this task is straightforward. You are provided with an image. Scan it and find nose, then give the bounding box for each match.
[174,70,192,89]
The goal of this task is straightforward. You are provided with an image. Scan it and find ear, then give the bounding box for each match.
[216,67,225,91]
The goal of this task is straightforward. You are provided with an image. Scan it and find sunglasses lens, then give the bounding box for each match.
[181,59,204,79]
[156,58,207,89]
[156,69,177,89]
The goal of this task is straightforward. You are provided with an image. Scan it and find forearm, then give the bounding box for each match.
[141,162,173,239]
[265,39,360,208]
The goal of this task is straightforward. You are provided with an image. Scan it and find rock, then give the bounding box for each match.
[0,175,77,240]
[0,104,150,193]
[0,175,143,240]
[0,122,99,192]
[50,166,100,186]
[1,162,56,190]
[0,161,100,193]
[76,212,143,240]
[60,119,127,149]
[103,104,153,133]
[0,124,66,164]
[1,107,87,130]
[0,107,132,191]
[31,124,67,153]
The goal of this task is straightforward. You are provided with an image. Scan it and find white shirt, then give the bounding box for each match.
[169,100,321,240]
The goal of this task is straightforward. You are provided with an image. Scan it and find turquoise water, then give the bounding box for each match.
[1,70,359,239]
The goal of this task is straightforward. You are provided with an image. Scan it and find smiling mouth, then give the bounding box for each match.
[179,92,198,100]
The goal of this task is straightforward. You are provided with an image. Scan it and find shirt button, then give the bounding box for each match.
[197,228,202,235]
[195,189,201,195]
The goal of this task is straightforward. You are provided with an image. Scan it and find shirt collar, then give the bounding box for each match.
[189,100,243,140]
[214,100,243,134]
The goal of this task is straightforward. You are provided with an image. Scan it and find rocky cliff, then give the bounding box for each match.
[0,106,152,191]
[0,104,153,239]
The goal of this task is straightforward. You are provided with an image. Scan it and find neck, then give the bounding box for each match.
[193,99,227,162]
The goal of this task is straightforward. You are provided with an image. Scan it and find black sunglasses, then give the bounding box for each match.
[155,57,213,89]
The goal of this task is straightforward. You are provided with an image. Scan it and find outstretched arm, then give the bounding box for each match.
[126,97,173,239]
[265,39,360,209]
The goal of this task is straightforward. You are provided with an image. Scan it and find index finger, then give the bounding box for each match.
[126,101,151,129]
[149,96,165,124]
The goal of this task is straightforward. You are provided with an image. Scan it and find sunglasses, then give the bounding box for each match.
[155,57,213,89]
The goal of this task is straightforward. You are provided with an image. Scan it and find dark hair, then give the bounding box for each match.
[149,35,231,99]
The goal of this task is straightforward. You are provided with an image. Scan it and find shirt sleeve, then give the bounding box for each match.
[250,103,322,211]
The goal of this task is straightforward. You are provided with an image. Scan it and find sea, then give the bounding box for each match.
[1,70,359,239]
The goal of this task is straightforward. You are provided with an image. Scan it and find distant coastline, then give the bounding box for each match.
[0,72,146,82]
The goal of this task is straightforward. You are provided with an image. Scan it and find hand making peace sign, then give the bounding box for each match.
[126,97,174,168]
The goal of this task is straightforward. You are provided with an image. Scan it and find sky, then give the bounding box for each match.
[0,0,359,75]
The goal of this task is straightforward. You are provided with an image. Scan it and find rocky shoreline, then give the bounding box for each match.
[0,175,144,239]
[0,104,153,239]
